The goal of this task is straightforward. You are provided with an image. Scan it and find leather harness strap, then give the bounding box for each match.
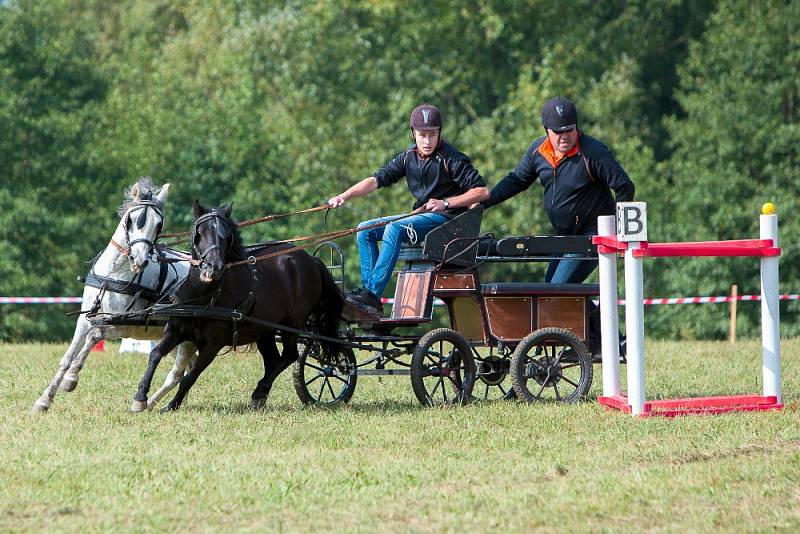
[110,239,129,256]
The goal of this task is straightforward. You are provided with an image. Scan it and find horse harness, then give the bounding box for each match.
[191,209,259,349]
[82,199,178,316]
[110,199,164,257]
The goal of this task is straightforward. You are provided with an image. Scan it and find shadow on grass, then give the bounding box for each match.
[170,397,509,416]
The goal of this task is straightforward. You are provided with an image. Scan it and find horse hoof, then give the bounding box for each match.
[159,405,176,414]
[249,397,267,410]
[31,399,50,413]
[60,378,78,392]
[130,400,147,413]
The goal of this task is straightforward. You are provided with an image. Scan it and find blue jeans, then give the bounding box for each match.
[357,212,449,297]
[545,253,598,284]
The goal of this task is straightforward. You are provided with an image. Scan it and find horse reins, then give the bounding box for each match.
[167,204,427,268]
[224,207,428,268]
[160,204,330,245]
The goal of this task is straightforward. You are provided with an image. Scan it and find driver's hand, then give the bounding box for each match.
[424,198,445,212]
[327,194,347,208]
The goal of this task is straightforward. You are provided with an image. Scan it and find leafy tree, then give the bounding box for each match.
[651,0,800,338]
[0,0,109,340]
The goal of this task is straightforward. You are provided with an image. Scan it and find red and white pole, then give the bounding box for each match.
[760,205,781,402]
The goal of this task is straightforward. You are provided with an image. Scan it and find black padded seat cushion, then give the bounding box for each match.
[481,283,599,296]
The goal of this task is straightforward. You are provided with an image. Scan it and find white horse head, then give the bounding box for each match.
[117,178,170,273]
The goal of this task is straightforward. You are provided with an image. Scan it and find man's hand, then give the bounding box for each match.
[327,193,348,208]
[424,198,446,212]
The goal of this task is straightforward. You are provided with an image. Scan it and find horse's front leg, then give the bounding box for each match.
[61,327,106,393]
[250,333,301,409]
[250,334,279,409]
[146,342,197,410]
[32,318,102,412]
[161,341,224,413]
[131,326,182,412]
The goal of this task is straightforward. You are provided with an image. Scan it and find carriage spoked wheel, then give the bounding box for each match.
[410,328,476,406]
[470,351,516,401]
[509,327,592,404]
[292,341,357,407]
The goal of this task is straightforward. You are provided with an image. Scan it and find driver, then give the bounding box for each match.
[480,97,635,356]
[328,103,488,313]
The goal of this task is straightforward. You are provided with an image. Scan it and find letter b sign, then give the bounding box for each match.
[616,202,647,242]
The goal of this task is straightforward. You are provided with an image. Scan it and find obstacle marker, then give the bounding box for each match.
[594,203,783,417]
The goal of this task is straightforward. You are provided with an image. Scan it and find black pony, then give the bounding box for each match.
[132,201,344,411]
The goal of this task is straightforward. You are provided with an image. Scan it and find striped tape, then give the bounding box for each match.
[636,294,799,305]
[0,297,83,304]
[3,294,800,306]
[380,294,800,306]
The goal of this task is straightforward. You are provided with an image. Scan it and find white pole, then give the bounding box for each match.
[597,215,621,398]
[760,213,781,402]
[624,242,646,415]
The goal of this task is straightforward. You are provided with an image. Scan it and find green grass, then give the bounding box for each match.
[2,339,799,532]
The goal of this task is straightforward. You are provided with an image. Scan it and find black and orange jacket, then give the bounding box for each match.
[374,142,486,215]
[485,132,634,235]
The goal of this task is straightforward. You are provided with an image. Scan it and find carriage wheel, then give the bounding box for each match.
[470,351,516,401]
[410,328,475,406]
[510,327,592,404]
[292,341,357,407]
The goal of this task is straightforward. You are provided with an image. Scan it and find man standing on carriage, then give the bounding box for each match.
[480,96,635,356]
[327,103,488,313]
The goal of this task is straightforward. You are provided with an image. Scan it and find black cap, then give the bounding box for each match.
[410,103,442,131]
[541,97,578,132]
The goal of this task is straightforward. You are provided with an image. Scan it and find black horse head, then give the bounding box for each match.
[191,200,243,283]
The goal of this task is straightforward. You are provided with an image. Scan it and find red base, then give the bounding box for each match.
[597,394,782,417]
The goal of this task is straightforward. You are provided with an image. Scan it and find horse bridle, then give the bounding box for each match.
[111,200,165,258]
[191,210,234,266]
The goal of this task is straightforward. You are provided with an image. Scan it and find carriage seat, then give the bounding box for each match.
[481,282,599,297]
[397,207,483,267]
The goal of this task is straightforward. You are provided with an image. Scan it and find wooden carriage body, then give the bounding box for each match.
[388,208,599,348]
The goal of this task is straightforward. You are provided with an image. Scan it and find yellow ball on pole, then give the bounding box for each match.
[762,202,776,215]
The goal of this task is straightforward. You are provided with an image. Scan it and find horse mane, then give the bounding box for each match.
[118,176,164,217]
[222,210,245,261]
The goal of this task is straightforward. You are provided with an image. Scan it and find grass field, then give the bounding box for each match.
[2,339,799,532]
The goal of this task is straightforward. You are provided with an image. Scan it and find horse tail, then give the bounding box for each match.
[311,257,344,358]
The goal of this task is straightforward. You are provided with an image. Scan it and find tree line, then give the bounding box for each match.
[1,0,798,340]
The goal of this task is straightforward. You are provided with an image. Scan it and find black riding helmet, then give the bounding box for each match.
[410,103,442,131]
[541,96,578,132]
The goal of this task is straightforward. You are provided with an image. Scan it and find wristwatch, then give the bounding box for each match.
[443,198,450,210]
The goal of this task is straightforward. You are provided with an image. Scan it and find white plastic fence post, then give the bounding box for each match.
[624,242,646,415]
[597,215,621,398]
[760,213,781,402]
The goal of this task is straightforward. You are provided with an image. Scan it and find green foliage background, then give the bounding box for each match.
[1,0,798,340]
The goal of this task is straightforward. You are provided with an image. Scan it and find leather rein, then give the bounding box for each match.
[169,205,426,269]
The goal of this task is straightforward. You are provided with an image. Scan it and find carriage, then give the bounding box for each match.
[70,197,600,411]
[291,207,599,407]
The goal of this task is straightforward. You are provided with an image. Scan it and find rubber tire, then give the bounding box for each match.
[411,328,476,406]
[510,327,592,404]
[292,341,357,407]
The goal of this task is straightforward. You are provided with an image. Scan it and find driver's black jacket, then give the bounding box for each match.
[374,141,486,215]
[484,133,634,235]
